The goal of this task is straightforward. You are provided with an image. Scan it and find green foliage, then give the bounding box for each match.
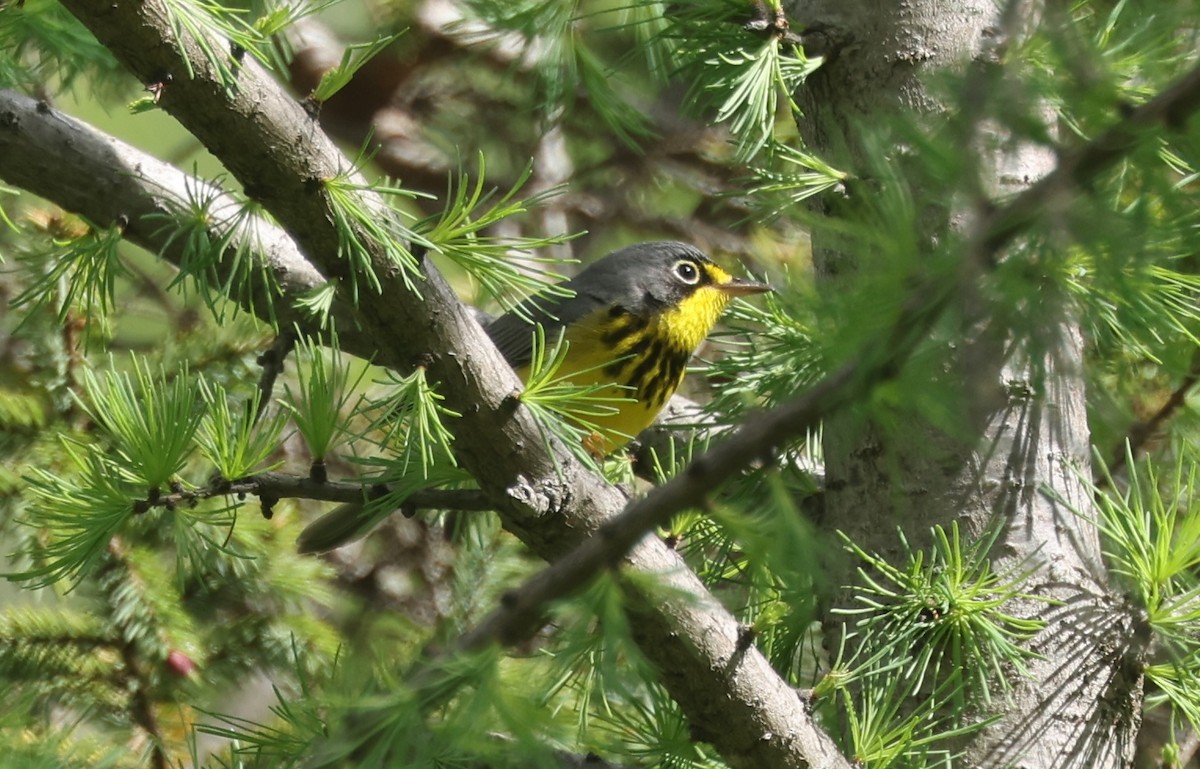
[294,280,339,327]
[839,524,1044,707]
[611,0,673,79]
[418,157,576,316]
[280,571,728,769]
[707,288,824,420]
[822,663,977,769]
[592,683,721,769]
[460,0,654,144]
[9,0,1200,767]
[1092,449,1200,728]
[250,0,340,74]
[78,356,203,489]
[803,524,1044,763]
[12,355,254,588]
[660,467,824,695]
[294,362,473,551]
[310,33,401,102]
[357,365,459,478]
[1035,0,1198,139]
[281,333,367,462]
[161,0,275,87]
[150,177,281,324]
[0,688,131,769]
[0,606,111,685]
[13,439,133,588]
[1095,452,1200,618]
[322,166,428,299]
[743,144,848,220]
[0,387,49,431]
[253,0,336,38]
[534,579,644,741]
[196,641,331,767]
[664,0,819,162]
[12,218,128,330]
[196,380,287,479]
[0,0,122,92]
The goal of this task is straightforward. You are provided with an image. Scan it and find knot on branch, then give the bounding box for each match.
[744,1,805,46]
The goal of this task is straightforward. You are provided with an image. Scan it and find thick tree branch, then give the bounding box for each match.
[50,5,845,768]
[0,84,795,528]
[0,89,385,362]
[18,3,1200,765]
[8,1,1200,758]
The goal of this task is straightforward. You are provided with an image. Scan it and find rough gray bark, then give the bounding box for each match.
[792,0,1142,766]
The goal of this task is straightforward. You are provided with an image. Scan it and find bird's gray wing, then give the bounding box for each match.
[485,285,608,369]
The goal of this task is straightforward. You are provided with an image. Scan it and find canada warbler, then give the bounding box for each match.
[296,241,769,552]
[488,240,770,453]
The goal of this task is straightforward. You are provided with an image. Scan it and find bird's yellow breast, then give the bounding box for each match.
[517,284,733,454]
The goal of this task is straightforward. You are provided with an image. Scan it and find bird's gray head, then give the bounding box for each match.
[571,241,719,313]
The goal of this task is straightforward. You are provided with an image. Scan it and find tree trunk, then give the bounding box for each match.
[792,0,1143,766]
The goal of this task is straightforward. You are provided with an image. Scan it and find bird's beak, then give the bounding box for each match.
[717,277,772,296]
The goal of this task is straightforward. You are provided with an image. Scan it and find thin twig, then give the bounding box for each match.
[253,331,295,423]
[1108,347,1200,477]
[136,470,491,514]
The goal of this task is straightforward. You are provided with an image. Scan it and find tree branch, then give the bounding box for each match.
[1106,347,1200,478]
[0,89,387,364]
[24,3,1200,764]
[253,332,296,423]
[0,81,798,522]
[49,5,846,767]
[0,87,725,459]
[979,59,1200,256]
[136,470,488,514]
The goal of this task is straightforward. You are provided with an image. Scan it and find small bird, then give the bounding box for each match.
[297,241,769,552]
[487,240,771,453]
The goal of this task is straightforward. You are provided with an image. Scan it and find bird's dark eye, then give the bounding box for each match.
[673,259,701,285]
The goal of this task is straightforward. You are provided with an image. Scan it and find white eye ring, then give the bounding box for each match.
[673,259,701,285]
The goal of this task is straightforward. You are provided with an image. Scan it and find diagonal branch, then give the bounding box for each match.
[978,60,1200,256]
[48,5,846,768]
